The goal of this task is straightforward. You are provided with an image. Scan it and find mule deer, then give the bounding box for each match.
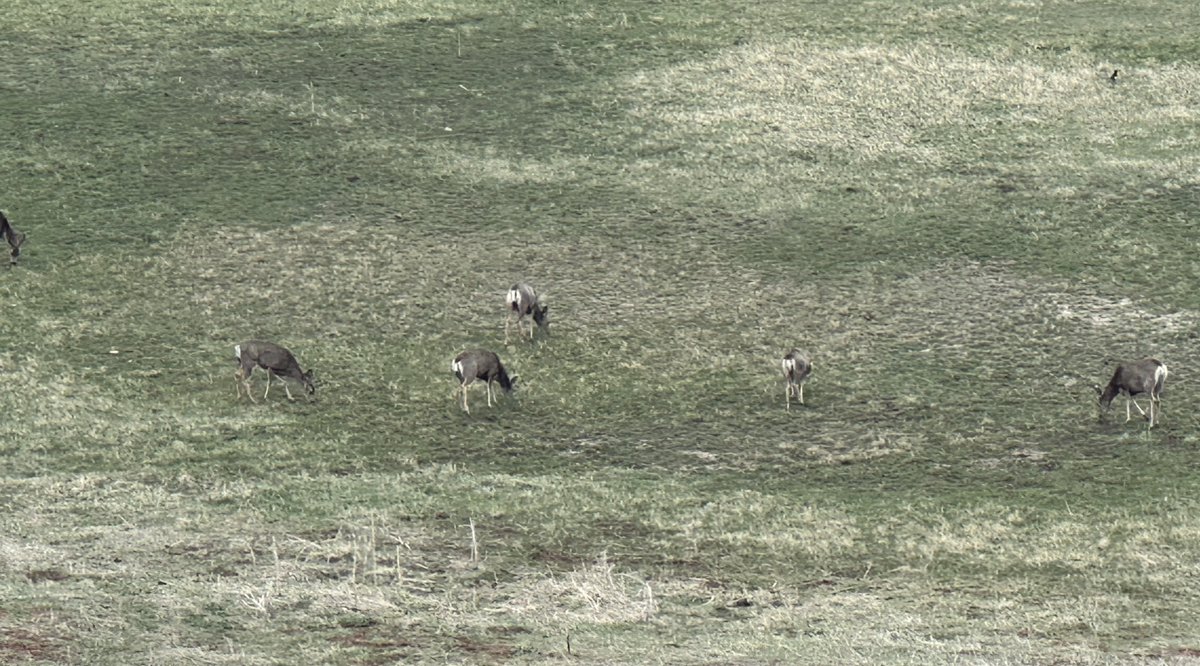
[234,340,315,402]
[505,283,548,343]
[0,211,26,265]
[452,349,516,413]
[782,348,813,411]
[1096,358,1167,428]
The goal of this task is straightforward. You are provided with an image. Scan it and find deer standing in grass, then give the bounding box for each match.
[505,283,548,343]
[0,211,26,266]
[1096,358,1167,428]
[452,349,516,414]
[235,340,316,402]
[782,348,812,411]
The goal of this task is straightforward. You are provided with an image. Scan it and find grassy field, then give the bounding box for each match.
[3,0,1200,663]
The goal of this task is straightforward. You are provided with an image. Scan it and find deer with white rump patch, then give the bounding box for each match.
[452,349,516,414]
[234,340,316,402]
[505,283,548,343]
[1095,358,1167,428]
[782,348,813,411]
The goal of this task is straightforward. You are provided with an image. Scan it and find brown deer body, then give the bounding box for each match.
[452,349,515,413]
[782,348,812,411]
[235,340,315,402]
[505,283,548,343]
[1097,358,1167,428]
[0,211,26,265]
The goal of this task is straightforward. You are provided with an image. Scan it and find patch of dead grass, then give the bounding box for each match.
[612,42,1200,208]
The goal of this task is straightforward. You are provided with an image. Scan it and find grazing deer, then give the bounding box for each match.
[782,349,813,411]
[0,211,26,265]
[234,340,316,402]
[1096,358,1167,428]
[505,283,548,343]
[452,349,516,414]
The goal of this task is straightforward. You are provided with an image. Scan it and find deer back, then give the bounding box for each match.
[508,283,539,314]
[782,349,812,383]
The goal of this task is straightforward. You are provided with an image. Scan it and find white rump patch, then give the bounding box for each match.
[451,360,463,375]
[234,344,242,361]
[782,357,795,374]
[506,289,521,308]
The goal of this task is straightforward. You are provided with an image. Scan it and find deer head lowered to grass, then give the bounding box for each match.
[505,283,548,343]
[452,349,516,414]
[234,340,315,402]
[0,211,26,266]
[1095,357,1167,428]
[781,348,812,411]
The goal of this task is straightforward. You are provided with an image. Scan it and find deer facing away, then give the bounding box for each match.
[782,348,813,411]
[1096,358,1167,428]
[505,283,548,343]
[452,349,515,414]
[0,211,26,265]
[235,340,315,402]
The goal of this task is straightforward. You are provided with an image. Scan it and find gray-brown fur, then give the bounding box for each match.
[505,283,548,343]
[235,340,315,402]
[782,348,813,411]
[1096,357,1167,428]
[452,349,515,413]
[0,211,26,265]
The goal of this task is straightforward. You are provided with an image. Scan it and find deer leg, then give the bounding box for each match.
[237,367,257,403]
[284,381,295,401]
[237,376,251,403]
[505,316,512,344]
[243,376,258,404]
[1130,398,1148,419]
[486,381,494,407]
[785,382,792,411]
[799,382,805,405]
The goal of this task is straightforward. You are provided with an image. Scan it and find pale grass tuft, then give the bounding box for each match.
[501,553,658,626]
[0,538,66,572]
[423,144,594,185]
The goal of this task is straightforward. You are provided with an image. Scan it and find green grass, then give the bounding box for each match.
[3,0,1200,663]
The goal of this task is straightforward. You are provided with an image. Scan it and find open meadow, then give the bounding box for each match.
[3,0,1200,663]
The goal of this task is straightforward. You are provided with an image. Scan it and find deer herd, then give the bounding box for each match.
[0,210,1174,429]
